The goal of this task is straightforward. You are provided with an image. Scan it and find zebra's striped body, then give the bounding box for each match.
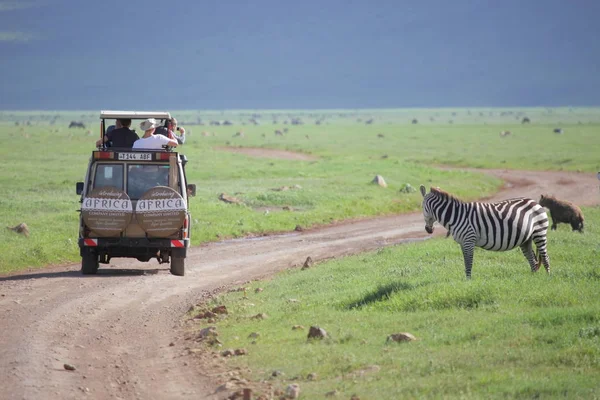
[420,185,550,278]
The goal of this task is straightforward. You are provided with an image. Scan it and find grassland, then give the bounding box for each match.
[0,107,598,274]
[193,208,600,399]
[1,107,600,398]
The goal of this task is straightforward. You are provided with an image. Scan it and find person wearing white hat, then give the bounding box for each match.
[132,118,178,149]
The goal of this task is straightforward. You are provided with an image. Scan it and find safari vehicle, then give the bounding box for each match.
[75,111,196,276]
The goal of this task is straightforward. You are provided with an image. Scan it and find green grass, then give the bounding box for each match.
[194,207,600,399]
[1,107,600,273]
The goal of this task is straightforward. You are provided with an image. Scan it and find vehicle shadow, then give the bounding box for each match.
[0,268,166,282]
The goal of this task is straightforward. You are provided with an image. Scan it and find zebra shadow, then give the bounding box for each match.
[344,280,429,310]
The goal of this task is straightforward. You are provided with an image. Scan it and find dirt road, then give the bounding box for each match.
[0,168,597,400]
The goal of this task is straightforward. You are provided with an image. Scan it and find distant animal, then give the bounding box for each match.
[500,130,511,137]
[69,121,86,129]
[522,117,531,124]
[365,118,374,125]
[538,194,584,232]
[420,185,550,278]
[553,128,563,134]
[412,118,418,124]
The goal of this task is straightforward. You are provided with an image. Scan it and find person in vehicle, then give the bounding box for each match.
[133,118,178,149]
[106,120,119,134]
[96,119,120,147]
[96,119,139,148]
[155,117,186,145]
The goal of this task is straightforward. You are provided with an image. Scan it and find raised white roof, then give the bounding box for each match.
[100,110,172,119]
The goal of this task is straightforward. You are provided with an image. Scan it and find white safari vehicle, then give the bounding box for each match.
[75,111,196,276]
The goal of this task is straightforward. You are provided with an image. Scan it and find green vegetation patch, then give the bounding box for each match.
[191,207,600,399]
[1,107,599,274]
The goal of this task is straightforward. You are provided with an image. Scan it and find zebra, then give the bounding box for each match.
[419,185,550,279]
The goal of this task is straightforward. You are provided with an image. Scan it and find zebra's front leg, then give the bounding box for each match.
[460,240,476,279]
[520,240,538,272]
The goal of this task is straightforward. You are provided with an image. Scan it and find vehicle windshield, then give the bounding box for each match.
[94,164,124,190]
[127,164,169,199]
[92,163,170,199]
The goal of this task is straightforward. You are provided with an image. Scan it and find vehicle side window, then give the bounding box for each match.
[127,165,170,200]
[93,164,124,190]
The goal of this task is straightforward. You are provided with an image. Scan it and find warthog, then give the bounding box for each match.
[539,194,584,232]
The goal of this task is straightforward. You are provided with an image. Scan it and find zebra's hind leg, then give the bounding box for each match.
[520,240,538,272]
[533,235,551,274]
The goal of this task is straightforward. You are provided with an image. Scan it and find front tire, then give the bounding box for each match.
[170,257,185,276]
[81,250,99,275]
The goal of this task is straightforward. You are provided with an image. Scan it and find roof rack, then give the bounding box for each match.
[98,110,173,150]
[100,110,172,120]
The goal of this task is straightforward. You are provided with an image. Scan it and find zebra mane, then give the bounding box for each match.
[430,187,463,203]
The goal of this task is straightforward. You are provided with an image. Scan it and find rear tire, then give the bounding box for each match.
[170,257,185,276]
[81,251,99,275]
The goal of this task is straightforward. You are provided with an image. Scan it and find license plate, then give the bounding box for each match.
[118,153,152,161]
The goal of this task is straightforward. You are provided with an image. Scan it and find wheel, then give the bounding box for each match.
[81,250,99,275]
[170,257,185,276]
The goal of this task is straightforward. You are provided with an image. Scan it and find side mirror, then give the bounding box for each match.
[76,182,84,195]
[186,184,196,197]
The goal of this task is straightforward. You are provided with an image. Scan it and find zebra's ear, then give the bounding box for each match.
[420,185,426,197]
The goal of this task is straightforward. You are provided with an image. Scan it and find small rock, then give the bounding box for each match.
[194,310,217,319]
[248,332,260,339]
[286,384,300,399]
[169,342,175,347]
[288,298,300,303]
[272,370,285,377]
[251,313,267,320]
[197,326,219,341]
[307,326,328,340]
[371,175,387,187]
[228,390,244,399]
[398,183,416,194]
[325,389,340,397]
[306,372,317,381]
[294,225,304,232]
[216,381,237,392]
[221,349,235,357]
[254,288,263,293]
[386,332,417,343]
[234,348,247,356]
[219,193,243,204]
[292,325,305,330]
[350,395,360,400]
[211,305,228,315]
[63,363,76,371]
